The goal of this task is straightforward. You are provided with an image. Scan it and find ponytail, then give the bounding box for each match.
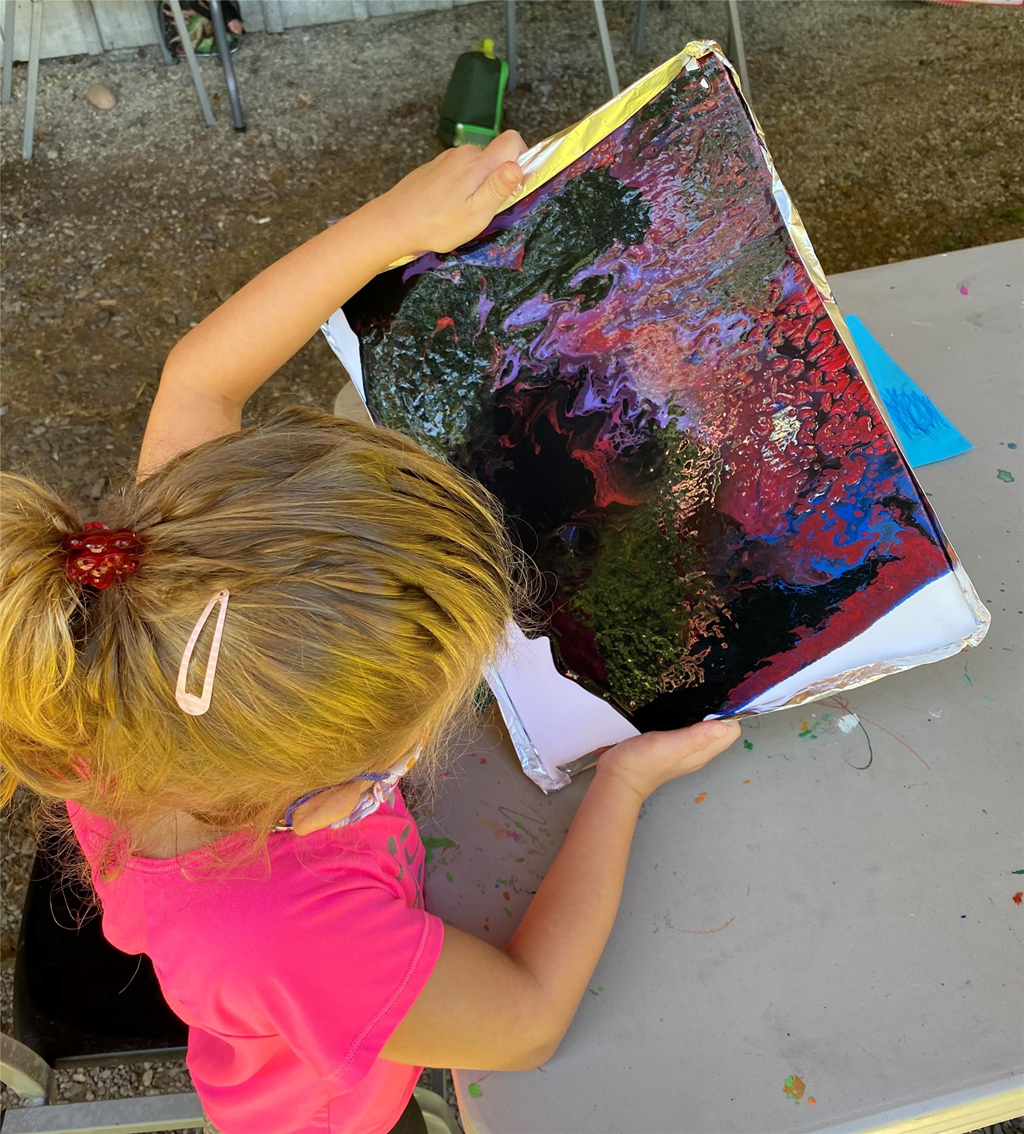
[0,475,88,806]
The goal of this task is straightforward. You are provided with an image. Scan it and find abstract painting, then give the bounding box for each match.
[328,45,987,766]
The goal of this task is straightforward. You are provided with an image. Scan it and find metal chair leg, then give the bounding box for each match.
[209,0,244,130]
[22,0,42,159]
[634,0,647,54]
[2,0,16,104]
[726,0,751,99]
[147,0,175,66]
[592,0,619,97]
[505,0,516,94]
[168,0,215,125]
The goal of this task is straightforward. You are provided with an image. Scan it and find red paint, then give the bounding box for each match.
[958,283,969,296]
[436,316,455,332]
[1013,892,1023,905]
[503,891,511,901]
[742,779,751,785]
[479,757,488,763]
[693,791,707,804]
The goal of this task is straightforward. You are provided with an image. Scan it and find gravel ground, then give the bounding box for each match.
[2,0,1022,1123]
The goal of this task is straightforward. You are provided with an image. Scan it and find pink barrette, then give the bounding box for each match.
[175,590,230,716]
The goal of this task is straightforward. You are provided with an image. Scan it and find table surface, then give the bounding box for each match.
[422,240,1024,1134]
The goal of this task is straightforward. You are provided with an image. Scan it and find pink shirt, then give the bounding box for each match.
[68,790,443,1134]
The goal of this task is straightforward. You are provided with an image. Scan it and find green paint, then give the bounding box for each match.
[997,469,1015,483]
[422,835,456,863]
[570,419,725,709]
[597,986,603,992]
[505,907,513,917]
[743,739,754,751]
[514,857,525,863]
[368,167,651,459]
[964,673,974,687]
[446,872,454,883]
[422,836,456,851]
[798,728,817,739]
[468,1083,482,1099]
[1013,870,1024,875]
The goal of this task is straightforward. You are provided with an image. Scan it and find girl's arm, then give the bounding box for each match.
[383,720,741,1071]
[138,132,526,476]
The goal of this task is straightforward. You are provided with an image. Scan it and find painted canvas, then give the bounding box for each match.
[327,45,987,786]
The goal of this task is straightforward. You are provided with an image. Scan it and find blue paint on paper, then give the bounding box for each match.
[846,314,972,469]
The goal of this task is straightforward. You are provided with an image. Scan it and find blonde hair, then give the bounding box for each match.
[0,407,519,845]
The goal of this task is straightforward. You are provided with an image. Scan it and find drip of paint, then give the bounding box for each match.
[742,779,751,784]
[693,791,707,804]
[958,283,969,296]
[1013,870,1024,875]
[964,672,973,687]
[1013,892,1023,906]
[808,1097,817,1106]
[468,1083,482,1098]
[836,713,859,734]
[997,469,1015,483]
[743,739,754,750]
[783,1075,806,1101]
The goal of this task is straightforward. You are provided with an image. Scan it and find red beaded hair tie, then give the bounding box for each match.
[64,521,142,590]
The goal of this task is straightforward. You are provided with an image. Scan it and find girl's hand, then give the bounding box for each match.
[598,720,742,804]
[376,130,527,259]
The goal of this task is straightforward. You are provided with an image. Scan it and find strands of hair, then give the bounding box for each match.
[0,407,528,869]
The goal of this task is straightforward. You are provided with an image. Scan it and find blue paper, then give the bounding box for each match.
[846,313,972,469]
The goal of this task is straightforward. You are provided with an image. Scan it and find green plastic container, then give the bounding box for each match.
[438,38,509,148]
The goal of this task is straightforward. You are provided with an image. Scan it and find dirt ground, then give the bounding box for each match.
[1,0,1023,1119]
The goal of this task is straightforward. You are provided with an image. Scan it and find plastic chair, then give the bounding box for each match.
[0,832,200,1133]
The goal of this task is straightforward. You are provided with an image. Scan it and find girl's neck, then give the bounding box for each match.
[129,811,226,859]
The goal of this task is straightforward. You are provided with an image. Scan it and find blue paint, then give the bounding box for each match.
[846,314,972,468]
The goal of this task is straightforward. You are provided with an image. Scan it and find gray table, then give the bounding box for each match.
[421,240,1024,1134]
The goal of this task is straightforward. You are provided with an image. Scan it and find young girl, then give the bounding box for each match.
[0,132,740,1134]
